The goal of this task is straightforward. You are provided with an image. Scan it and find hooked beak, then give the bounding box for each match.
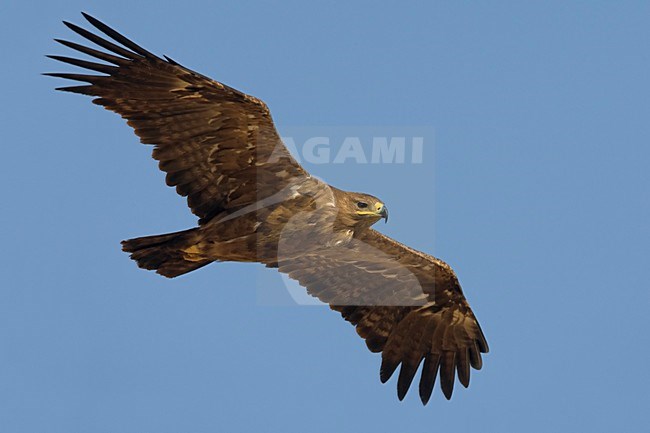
[379,206,389,223]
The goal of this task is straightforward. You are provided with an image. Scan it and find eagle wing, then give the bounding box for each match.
[46,13,308,223]
[275,228,488,404]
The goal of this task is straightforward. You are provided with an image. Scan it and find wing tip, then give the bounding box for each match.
[81,11,102,27]
[418,353,440,405]
[379,357,399,384]
[396,366,418,401]
[78,11,157,59]
[62,20,80,32]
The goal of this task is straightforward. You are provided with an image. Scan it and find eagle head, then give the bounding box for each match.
[346,192,388,228]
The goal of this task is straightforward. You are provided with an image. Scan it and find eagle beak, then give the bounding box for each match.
[379,206,389,223]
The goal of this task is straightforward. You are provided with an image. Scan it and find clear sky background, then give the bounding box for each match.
[2,1,650,432]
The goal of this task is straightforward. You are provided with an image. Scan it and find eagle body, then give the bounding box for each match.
[125,178,354,275]
[48,13,489,405]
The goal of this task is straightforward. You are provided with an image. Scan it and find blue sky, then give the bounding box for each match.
[2,1,650,432]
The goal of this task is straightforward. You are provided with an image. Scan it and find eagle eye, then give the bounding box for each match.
[357,201,368,209]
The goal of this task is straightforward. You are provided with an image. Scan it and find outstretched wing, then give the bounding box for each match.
[46,13,308,223]
[275,228,488,404]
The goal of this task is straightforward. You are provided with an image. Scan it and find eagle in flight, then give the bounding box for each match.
[47,13,488,404]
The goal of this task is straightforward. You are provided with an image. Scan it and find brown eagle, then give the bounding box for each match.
[47,13,488,404]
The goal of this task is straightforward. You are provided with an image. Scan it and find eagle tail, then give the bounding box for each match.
[121,228,212,278]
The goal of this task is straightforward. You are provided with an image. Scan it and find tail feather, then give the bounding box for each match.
[121,228,212,278]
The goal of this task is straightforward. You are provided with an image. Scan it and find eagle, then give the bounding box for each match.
[47,13,489,404]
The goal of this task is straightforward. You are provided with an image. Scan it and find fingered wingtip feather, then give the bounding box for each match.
[419,353,440,405]
[61,18,139,60]
[396,362,420,401]
[52,39,129,66]
[54,85,95,95]
[62,20,79,32]
[81,12,157,58]
[80,12,103,28]
[379,357,399,384]
[42,72,101,82]
[46,54,117,74]
[439,352,456,400]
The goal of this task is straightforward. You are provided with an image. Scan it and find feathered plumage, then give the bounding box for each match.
[47,13,488,404]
